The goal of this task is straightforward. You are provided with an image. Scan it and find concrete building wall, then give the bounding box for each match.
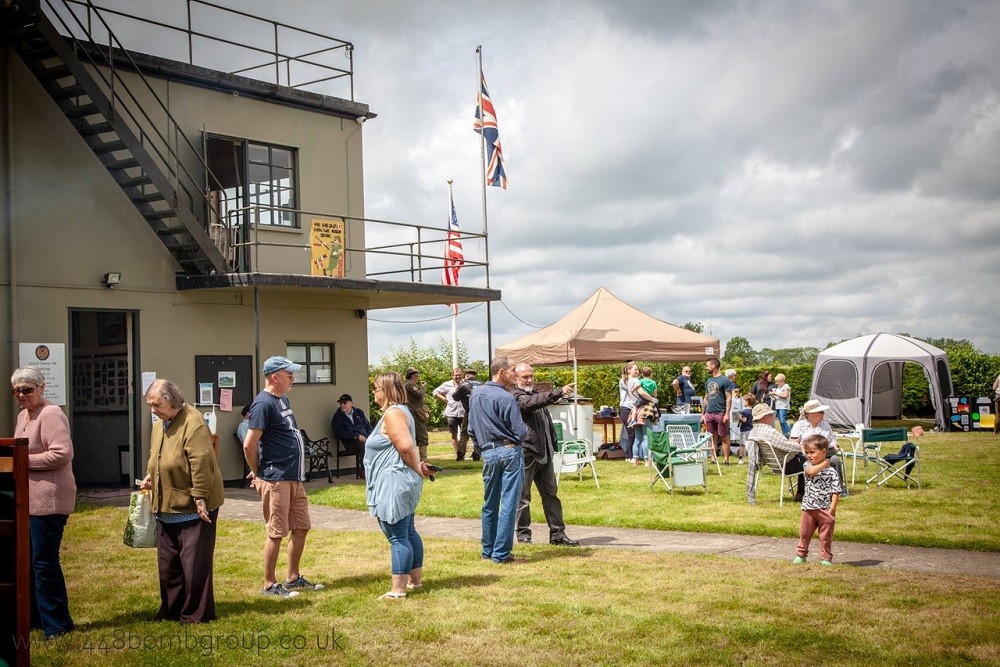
[1,48,371,482]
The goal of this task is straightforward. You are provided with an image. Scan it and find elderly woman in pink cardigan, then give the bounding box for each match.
[11,366,76,640]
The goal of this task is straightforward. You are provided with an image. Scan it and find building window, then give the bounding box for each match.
[286,343,334,384]
[206,135,299,234]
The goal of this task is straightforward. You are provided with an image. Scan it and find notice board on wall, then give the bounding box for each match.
[194,355,254,407]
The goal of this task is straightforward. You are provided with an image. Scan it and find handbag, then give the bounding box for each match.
[123,489,157,548]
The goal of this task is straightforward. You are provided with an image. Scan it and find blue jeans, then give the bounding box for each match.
[776,409,790,437]
[30,514,73,637]
[378,513,423,575]
[618,407,635,458]
[481,445,524,562]
[633,424,649,462]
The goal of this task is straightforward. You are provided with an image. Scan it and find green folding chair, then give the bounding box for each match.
[648,430,707,493]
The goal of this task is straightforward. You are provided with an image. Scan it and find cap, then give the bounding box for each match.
[263,356,302,375]
[751,403,775,420]
[405,367,420,379]
[338,393,352,403]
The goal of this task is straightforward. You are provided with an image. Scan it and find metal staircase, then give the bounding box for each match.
[4,2,228,275]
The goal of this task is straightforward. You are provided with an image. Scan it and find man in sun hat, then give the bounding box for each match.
[243,356,323,598]
[745,402,807,504]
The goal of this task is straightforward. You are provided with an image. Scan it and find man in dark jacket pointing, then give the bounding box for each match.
[510,363,580,547]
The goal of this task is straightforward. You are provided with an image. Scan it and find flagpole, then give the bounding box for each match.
[448,179,459,370]
[476,45,494,363]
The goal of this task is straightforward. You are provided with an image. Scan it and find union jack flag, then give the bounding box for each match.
[474,69,508,189]
[443,191,464,314]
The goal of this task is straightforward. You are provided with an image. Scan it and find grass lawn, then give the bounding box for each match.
[25,425,1000,665]
[29,505,1000,666]
[310,428,1000,552]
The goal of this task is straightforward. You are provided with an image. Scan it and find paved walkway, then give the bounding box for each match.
[82,485,1000,580]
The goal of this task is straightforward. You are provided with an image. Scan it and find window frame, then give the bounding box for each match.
[205,134,300,231]
[286,343,335,385]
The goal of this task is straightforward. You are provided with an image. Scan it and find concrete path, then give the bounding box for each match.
[82,486,1000,580]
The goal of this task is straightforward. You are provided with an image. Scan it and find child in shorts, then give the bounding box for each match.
[735,393,755,464]
[792,434,843,566]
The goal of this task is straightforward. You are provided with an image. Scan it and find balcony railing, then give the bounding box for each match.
[215,205,487,285]
[48,0,355,99]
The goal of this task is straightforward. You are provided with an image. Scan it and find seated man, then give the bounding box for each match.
[746,402,811,504]
[331,393,372,455]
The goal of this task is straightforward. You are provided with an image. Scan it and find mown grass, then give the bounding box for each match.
[311,428,1000,552]
[29,505,1000,666]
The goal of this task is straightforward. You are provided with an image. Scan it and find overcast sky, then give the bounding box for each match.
[104,1,1000,361]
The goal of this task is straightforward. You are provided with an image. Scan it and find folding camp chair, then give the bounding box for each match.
[648,430,706,493]
[665,424,721,476]
[553,422,599,488]
[862,428,920,488]
[837,423,865,485]
[752,438,804,507]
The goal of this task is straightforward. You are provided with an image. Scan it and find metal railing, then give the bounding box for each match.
[42,0,231,240]
[220,205,487,285]
[56,0,354,98]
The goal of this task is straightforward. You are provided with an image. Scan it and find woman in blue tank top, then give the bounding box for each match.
[365,371,434,599]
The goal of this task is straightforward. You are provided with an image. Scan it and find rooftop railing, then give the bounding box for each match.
[48,0,355,99]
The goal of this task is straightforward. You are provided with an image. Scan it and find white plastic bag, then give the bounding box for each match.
[123,489,156,548]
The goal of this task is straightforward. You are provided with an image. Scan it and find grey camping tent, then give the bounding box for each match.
[809,333,952,431]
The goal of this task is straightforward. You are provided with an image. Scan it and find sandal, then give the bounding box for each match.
[378,591,407,600]
[406,583,422,591]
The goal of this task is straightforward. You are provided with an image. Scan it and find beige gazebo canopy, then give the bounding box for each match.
[496,287,720,366]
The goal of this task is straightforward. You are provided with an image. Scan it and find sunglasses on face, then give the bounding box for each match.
[11,386,36,396]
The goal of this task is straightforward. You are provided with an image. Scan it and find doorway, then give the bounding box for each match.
[69,310,138,486]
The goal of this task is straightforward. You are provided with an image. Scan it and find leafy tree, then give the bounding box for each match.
[682,322,704,333]
[369,338,485,426]
[722,336,758,366]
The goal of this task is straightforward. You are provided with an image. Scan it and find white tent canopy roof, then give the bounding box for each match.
[809,333,952,430]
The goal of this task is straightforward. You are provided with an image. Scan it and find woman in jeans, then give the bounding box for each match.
[617,362,639,461]
[365,372,434,599]
[11,367,76,639]
[769,374,792,437]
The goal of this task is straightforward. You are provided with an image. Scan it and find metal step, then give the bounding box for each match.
[143,209,179,221]
[91,139,127,154]
[116,174,153,188]
[154,226,187,237]
[78,121,114,135]
[65,103,99,117]
[36,64,70,81]
[128,191,166,204]
[51,84,85,100]
[104,157,140,171]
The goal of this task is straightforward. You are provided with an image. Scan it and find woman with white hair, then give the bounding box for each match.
[11,366,76,639]
[139,378,224,623]
[769,374,792,437]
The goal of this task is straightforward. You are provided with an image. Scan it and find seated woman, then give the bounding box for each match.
[790,399,846,494]
[332,393,372,454]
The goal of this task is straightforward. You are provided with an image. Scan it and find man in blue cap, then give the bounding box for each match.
[242,356,323,598]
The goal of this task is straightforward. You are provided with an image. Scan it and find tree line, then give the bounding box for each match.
[368,335,1000,427]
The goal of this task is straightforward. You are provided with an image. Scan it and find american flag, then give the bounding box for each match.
[474,69,508,189]
[443,191,464,314]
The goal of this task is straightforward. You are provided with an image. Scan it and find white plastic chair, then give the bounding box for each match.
[665,425,721,476]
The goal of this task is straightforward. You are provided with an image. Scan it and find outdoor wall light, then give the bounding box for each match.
[102,272,122,289]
